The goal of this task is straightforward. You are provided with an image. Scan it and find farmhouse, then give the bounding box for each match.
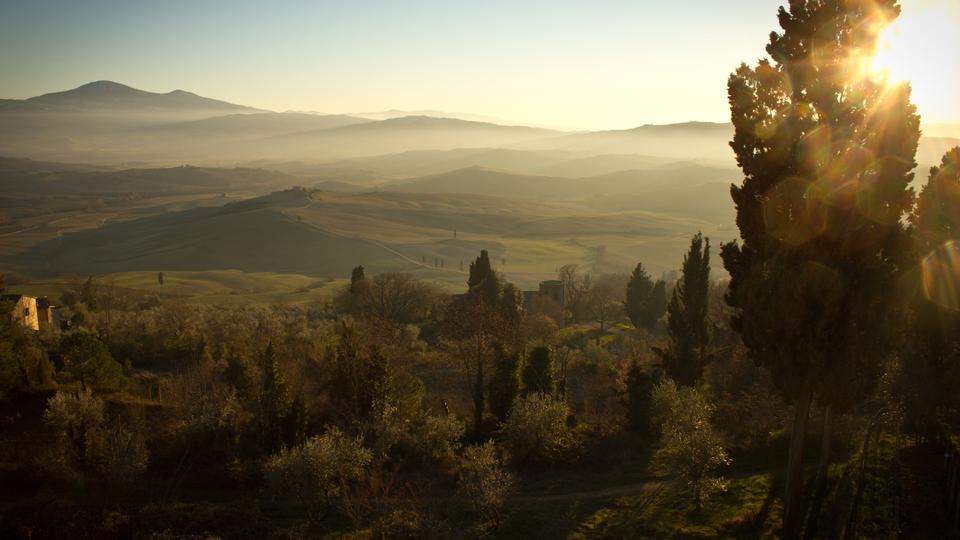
[1,294,39,331]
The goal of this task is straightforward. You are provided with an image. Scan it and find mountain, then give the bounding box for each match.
[517,122,736,163]
[144,112,370,138]
[267,116,562,159]
[325,148,577,178]
[349,109,529,126]
[0,81,260,114]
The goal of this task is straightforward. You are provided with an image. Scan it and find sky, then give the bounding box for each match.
[1,0,957,130]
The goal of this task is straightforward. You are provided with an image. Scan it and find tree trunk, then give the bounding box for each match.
[783,383,814,540]
[815,404,833,495]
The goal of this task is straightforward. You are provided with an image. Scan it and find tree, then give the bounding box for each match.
[656,233,711,386]
[522,346,554,396]
[0,299,53,399]
[902,148,960,439]
[60,332,125,391]
[43,389,105,470]
[625,263,660,330]
[350,265,366,292]
[468,249,500,307]
[589,274,626,345]
[652,379,730,511]
[500,393,575,463]
[264,427,373,526]
[622,362,655,438]
[260,343,292,451]
[487,343,521,424]
[722,2,919,535]
[457,441,513,525]
[558,264,591,323]
[444,249,510,436]
[360,273,437,325]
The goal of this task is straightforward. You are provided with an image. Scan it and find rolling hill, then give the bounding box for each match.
[6,186,726,287]
[267,116,561,159]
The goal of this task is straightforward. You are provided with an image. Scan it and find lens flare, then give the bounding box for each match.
[921,240,960,311]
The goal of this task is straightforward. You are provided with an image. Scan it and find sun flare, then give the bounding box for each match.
[870,1,960,122]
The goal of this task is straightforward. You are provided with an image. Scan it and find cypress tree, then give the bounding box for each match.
[625,263,654,329]
[468,249,500,306]
[625,263,669,331]
[902,148,960,440]
[722,2,919,535]
[656,233,711,386]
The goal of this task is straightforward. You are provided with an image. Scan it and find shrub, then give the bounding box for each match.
[43,389,106,469]
[409,412,465,465]
[457,441,513,525]
[652,379,730,510]
[499,393,577,463]
[263,426,373,525]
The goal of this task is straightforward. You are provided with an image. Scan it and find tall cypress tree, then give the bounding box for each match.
[902,148,960,440]
[656,233,711,386]
[468,249,500,306]
[722,2,919,535]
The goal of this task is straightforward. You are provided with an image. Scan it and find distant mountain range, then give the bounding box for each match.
[0,81,956,168]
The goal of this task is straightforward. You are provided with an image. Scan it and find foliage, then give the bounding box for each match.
[655,233,711,386]
[621,362,656,438]
[522,346,554,396]
[259,342,292,451]
[900,148,960,438]
[706,346,787,450]
[625,262,667,331]
[43,389,106,470]
[409,412,465,465]
[500,393,576,463]
[60,331,126,391]
[559,264,592,323]
[0,302,53,399]
[722,1,919,533]
[487,343,521,423]
[457,441,513,524]
[652,379,730,510]
[94,420,150,483]
[263,426,373,525]
[468,249,500,307]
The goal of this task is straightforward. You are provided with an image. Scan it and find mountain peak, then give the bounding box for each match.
[17,81,262,113]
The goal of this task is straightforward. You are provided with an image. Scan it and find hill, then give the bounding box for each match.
[0,81,260,114]
[0,161,298,194]
[12,189,407,277]
[386,166,581,198]
[5,186,725,287]
[268,116,561,159]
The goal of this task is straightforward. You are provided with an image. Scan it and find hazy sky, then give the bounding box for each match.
[1,0,957,130]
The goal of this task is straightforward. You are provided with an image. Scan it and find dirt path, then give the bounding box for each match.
[514,478,666,503]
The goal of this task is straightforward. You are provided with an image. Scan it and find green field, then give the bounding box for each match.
[6,270,347,306]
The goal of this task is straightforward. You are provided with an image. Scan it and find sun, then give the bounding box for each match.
[869,0,960,123]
